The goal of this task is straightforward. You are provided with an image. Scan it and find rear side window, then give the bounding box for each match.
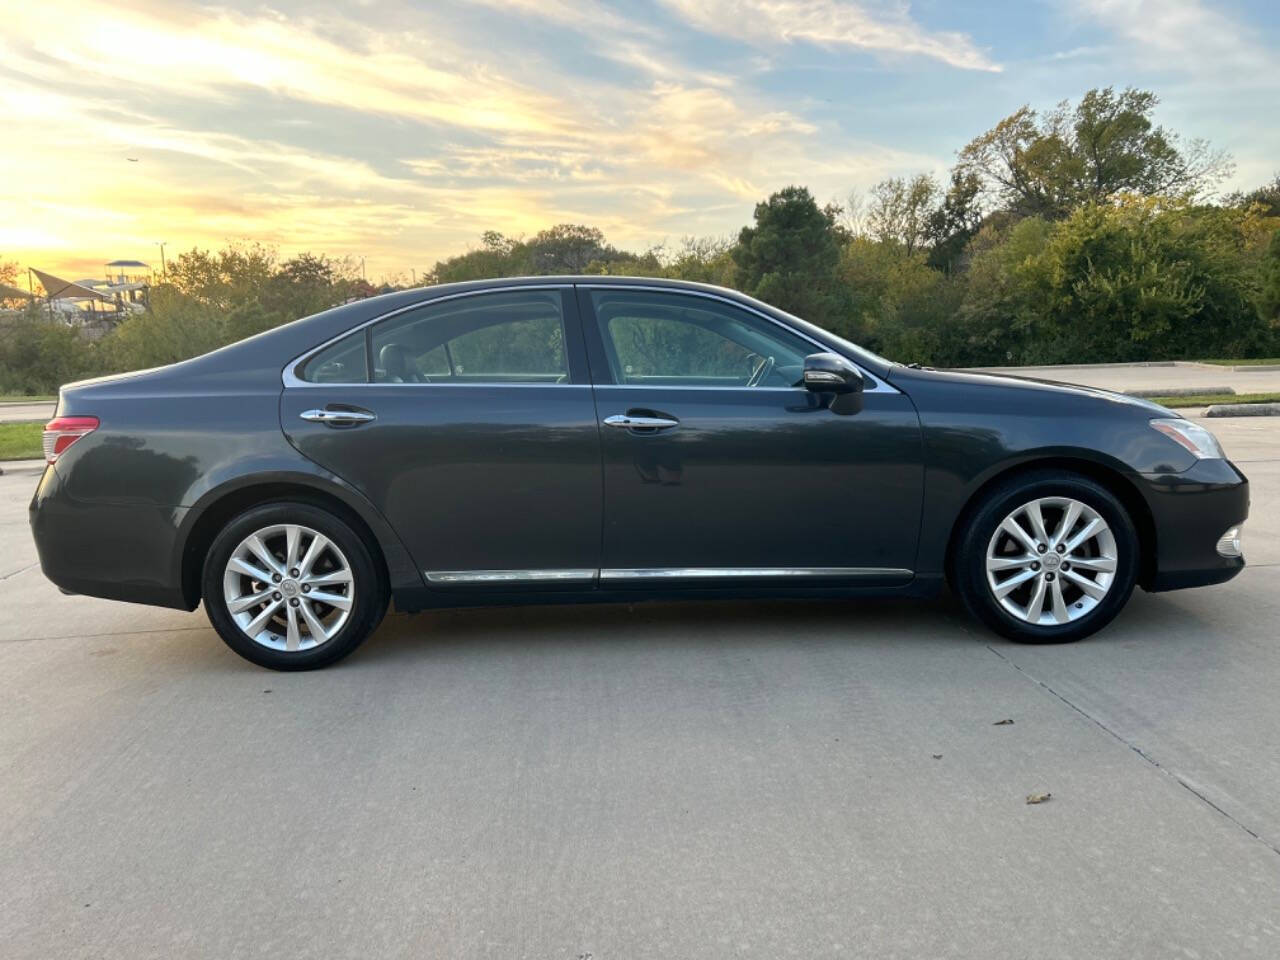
[302,331,367,383]
[370,289,568,384]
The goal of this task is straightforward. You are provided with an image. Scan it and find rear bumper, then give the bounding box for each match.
[1139,458,1249,592]
[29,464,191,610]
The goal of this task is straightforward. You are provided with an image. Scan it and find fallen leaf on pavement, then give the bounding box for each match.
[932,754,943,760]
[1026,792,1052,804]
[993,718,1014,725]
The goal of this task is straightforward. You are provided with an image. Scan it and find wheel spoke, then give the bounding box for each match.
[298,599,329,640]
[1024,576,1048,622]
[303,567,352,586]
[1000,516,1039,555]
[285,604,300,652]
[228,556,272,583]
[307,590,352,611]
[244,598,283,637]
[1064,517,1105,554]
[1049,578,1069,623]
[1063,569,1107,600]
[245,534,284,576]
[227,590,268,614]
[1052,500,1082,548]
[1067,555,1116,573]
[987,553,1034,572]
[298,534,330,578]
[993,567,1039,598]
[1025,501,1051,545]
[285,525,301,572]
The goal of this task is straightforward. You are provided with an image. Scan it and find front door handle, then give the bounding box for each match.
[603,413,680,431]
[300,407,377,427]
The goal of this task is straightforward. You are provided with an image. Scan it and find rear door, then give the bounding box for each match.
[281,285,602,588]
[579,285,924,585]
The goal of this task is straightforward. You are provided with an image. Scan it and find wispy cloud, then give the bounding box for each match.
[657,0,1002,72]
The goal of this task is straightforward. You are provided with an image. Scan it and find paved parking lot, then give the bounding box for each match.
[2,416,1278,959]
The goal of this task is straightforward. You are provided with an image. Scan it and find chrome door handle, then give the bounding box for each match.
[603,414,680,430]
[299,408,377,426]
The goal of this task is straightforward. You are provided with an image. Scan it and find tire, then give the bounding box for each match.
[202,501,388,670]
[952,471,1139,643]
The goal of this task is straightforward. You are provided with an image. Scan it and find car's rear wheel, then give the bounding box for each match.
[953,472,1139,643]
[202,501,388,669]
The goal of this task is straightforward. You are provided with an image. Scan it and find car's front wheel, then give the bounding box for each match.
[953,471,1139,643]
[202,501,388,669]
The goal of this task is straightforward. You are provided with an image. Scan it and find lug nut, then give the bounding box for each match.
[290,598,300,607]
[272,573,281,583]
[1045,572,1055,582]
[289,568,299,577]
[1061,562,1070,572]
[1037,543,1047,554]
[1055,543,1066,554]
[272,592,282,601]
[301,584,310,593]
[1031,561,1041,571]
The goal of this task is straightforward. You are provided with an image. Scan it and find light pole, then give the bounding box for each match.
[156,242,167,277]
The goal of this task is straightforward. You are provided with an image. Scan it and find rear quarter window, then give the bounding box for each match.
[302,331,368,383]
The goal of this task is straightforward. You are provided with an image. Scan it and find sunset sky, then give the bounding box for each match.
[3,0,1278,283]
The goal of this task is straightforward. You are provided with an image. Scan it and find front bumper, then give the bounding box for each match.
[29,463,191,609]
[1139,458,1249,592]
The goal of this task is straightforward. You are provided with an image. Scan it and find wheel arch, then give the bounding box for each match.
[943,456,1157,591]
[176,473,416,609]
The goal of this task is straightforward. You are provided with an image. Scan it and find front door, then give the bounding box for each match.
[282,286,601,588]
[578,286,923,586]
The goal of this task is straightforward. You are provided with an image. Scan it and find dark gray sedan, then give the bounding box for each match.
[30,277,1248,669]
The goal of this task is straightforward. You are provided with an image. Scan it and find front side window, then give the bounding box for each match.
[589,290,810,387]
[371,290,568,384]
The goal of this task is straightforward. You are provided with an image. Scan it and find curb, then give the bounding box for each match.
[1125,386,1235,399]
[0,459,46,477]
[1203,403,1280,418]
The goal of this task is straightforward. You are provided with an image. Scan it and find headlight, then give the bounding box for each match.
[1150,418,1224,460]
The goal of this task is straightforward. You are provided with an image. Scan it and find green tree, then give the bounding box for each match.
[956,87,1231,219]
[866,174,940,254]
[1259,228,1280,326]
[733,186,849,332]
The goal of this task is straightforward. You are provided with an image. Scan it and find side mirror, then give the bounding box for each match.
[803,353,864,395]
[803,353,864,415]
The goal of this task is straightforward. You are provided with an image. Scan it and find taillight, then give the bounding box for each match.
[42,416,99,464]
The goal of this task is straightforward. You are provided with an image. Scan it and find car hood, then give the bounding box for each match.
[886,366,1179,418]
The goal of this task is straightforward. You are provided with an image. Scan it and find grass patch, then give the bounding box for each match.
[0,422,43,461]
[1198,358,1280,366]
[0,394,55,404]
[1149,392,1280,408]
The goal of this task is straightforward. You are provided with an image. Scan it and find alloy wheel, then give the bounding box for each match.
[222,523,354,651]
[984,496,1118,626]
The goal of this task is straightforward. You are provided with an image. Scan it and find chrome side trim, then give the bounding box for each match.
[578,284,899,395]
[600,567,913,581]
[282,283,574,388]
[425,569,598,585]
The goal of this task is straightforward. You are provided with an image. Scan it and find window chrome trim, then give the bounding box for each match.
[282,283,575,389]
[599,567,913,581]
[425,569,598,585]
[283,281,899,394]
[579,284,899,395]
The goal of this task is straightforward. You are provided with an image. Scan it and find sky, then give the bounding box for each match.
[2,0,1278,283]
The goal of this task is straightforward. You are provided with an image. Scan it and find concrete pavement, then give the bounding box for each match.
[1,417,1278,958]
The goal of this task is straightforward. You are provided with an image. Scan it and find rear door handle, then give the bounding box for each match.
[299,407,377,427]
[603,413,680,431]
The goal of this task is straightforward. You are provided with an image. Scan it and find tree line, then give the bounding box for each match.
[3,87,1279,395]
